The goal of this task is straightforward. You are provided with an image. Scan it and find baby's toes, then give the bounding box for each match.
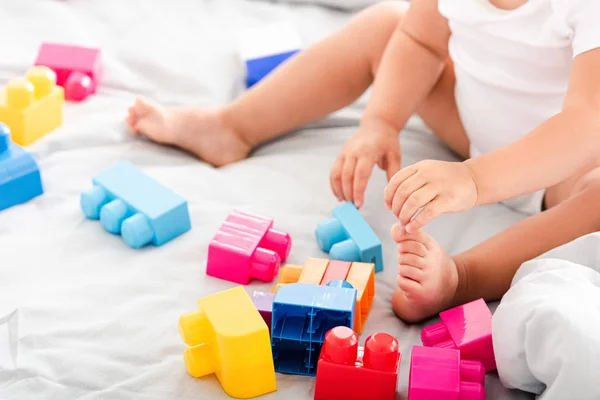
[396,274,422,293]
[397,240,427,257]
[398,264,424,282]
[400,229,433,247]
[398,253,426,269]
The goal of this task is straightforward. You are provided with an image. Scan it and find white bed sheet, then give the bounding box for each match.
[0,1,533,399]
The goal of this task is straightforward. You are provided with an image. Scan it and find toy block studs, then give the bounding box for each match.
[315,202,384,272]
[80,161,191,248]
[179,286,276,399]
[207,210,292,284]
[314,326,401,400]
[409,346,485,400]
[421,298,496,372]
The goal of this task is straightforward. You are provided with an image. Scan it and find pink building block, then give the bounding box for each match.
[34,42,102,101]
[421,298,496,372]
[409,346,485,400]
[252,291,275,333]
[207,210,292,284]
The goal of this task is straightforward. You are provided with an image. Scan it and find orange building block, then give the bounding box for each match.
[345,262,375,333]
[0,66,63,146]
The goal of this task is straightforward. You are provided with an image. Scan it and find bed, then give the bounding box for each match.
[0,1,534,399]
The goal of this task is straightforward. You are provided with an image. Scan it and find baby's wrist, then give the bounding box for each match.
[359,116,399,137]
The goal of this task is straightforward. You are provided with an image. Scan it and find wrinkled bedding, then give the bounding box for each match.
[0,1,538,399]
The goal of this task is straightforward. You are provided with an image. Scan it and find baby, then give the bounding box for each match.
[126,0,600,322]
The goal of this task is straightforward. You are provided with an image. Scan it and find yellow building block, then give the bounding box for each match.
[297,257,328,285]
[345,262,375,333]
[178,286,276,399]
[0,66,64,146]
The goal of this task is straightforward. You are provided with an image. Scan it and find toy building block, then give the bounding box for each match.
[252,291,275,334]
[179,286,276,399]
[0,123,43,211]
[0,66,63,146]
[314,326,401,400]
[207,209,292,284]
[80,161,191,248]
[271,282,356,376]
[409,346,485,400]
[35,42,102,101]
[238,22,301,88]
[421,298,496,372]
[272,258,375,333]
[315,202,384,273]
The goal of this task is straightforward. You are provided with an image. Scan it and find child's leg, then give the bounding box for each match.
[391,162,600,322]
[126,2,409,166]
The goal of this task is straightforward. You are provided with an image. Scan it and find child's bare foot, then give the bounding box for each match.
[391,225,459,323]
[126,98,251,167]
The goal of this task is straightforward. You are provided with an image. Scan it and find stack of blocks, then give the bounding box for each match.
[421,298,496,372]
[35,42,102,102]
[0,123,43,211]
[271,282,356,376]
[80,161,191,248]
[314,326,401,400]
[315,202,384,273]
[272,258,375,333]
[206,210,292,284]
[179,286,276,399]
[0,66,63,146]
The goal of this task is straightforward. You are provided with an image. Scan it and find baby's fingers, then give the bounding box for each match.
[399,185,437,227]
[353,158,375,208]
[391,173,425,218]
[341,156,357,203]
[405,199,444,233]
[384,165,417,209]
[330,156,344,201]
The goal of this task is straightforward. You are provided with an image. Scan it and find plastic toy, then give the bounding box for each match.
[238,22,301,88]
[0,123,43,211]
[207,210,292,284]
[0,66,63,146]
[409,346,485,400]
[252,291,275,333]
[271,282,356,376]
[272,258,374,333]
[179,286,276,399]
[35,42,102,101]
[421,298,496,372]
[315,202,383,273]
[80,161,191,248]
[314,326,401,400]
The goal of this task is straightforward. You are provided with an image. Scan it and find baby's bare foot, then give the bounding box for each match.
[390,225,459,323]
[126,98,251,167]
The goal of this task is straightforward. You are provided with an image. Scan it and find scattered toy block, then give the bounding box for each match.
[0,123,43,211]
[207,209,292,284]
[0,66,63,146]
[273,258,375,333]
[409,346,485,400]
[421,298,496,372]
[35,42,102,101]
[314,326,401,400]
[315,202,383,272]
[252,291,275,334]
[80,161,191,248]
[238,22,301,88]
[179,286,276,399]
[271,282,356,376]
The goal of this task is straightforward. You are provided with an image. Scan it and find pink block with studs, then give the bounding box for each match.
[207,210,292,284]
[35,42,102,101]
[421,298,496,372]
[409,346,485,400]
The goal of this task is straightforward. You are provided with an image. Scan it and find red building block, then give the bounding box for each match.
[314,326,400,400]
[409,346,485,400]
[421,298,496,372]
[35,42,102,101]
[319,260,352,286]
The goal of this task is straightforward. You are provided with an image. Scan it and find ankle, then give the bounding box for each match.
[451,254,470,307]
[219,106,255,149]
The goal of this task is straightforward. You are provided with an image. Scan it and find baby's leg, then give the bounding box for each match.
[126,2,408,166]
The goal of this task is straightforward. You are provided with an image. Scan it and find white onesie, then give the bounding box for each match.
[438,0,600,215]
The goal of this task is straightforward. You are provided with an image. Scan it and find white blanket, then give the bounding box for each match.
[493,234,600,400]
[1,1,534,399]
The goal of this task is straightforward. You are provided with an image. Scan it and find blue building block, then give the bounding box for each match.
[0,123,43,212]
[271,282,356,376]
[315,202,384,273]
[80,161,191,248]
[239,22,301,88]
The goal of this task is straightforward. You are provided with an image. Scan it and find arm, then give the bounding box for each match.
[466,48,600,205]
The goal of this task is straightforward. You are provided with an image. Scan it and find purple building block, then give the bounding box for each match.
[252,291,275,333]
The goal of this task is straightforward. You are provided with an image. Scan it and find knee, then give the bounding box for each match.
[365,1,407,31]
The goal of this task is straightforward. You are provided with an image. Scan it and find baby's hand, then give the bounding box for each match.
[384,160,478,232]
[330,121,401,208]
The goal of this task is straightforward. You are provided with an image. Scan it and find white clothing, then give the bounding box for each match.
[438,0,600,215]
